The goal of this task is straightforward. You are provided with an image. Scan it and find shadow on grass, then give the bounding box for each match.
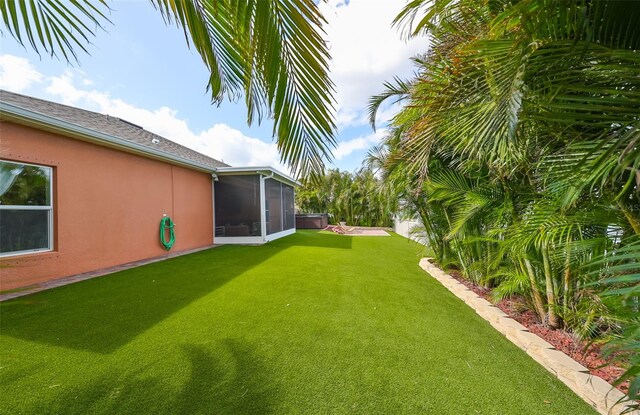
[0,232,350,354]
[29,339,279,415]
[176,340,279,414]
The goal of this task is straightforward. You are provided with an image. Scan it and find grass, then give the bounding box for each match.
[0,231,596,414]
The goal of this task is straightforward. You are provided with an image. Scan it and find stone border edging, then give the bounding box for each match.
[419,258,639,415]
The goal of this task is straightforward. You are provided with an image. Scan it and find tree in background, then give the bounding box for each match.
[0,0,336,176]
[369,0,639,405]
[296,168,397,227]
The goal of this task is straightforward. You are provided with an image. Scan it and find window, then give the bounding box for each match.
[0,161,53,256]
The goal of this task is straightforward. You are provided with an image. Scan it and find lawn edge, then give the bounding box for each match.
[0,245,217,302]
[418,258,639,415]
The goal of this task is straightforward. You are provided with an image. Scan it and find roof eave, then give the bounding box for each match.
[216,166,300,186]
[0,102,218,174]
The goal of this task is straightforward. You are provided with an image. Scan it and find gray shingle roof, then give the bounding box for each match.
[0,90,229,170]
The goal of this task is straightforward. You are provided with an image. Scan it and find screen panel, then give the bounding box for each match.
[283,184,295,230]
[214,175,261,237]
[266,178,282,235]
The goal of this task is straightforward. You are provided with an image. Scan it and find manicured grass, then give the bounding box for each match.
[1,231,595,414]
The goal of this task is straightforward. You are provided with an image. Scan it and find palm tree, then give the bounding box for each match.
[0,0,336,176]
[296,168,396,227]
[368,0,639,402]
[597,237,640,408]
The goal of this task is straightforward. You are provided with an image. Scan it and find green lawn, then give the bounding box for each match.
[0,231,596,414]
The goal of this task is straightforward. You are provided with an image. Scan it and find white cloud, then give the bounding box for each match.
[46,70,87,105]
[319,0,425,128]
[334,129,387,160]
[189,124,284,169]
[5,60,288,173]
[0,55,43,92]
[2,2,420,171]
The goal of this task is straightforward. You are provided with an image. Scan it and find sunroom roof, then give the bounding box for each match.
[215,166,300,187]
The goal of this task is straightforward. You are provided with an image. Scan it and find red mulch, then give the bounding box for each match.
[447,269,629,394]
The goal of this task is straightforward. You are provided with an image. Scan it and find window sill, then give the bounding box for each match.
[0,250,58,263]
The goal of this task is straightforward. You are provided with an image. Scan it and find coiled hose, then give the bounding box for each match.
[159,216,175,250]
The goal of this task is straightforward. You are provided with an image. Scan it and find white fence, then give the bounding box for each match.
[393,217,427,245]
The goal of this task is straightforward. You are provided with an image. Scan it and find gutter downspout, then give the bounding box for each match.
[211,173,218,244]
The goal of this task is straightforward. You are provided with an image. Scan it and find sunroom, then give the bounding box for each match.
[213,167,298,244]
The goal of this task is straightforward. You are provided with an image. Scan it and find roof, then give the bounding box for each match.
[216,166,300,187]
[0,90,228,172]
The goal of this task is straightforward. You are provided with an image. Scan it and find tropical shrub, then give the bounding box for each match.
[296,168,397,227]
[369,0,640,404]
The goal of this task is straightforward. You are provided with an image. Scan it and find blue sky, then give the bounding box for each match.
[0,0,425,174]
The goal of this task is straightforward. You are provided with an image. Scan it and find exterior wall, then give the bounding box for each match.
[0,121,213,290]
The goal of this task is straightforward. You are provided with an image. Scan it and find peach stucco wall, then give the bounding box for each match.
[0,121,214,290]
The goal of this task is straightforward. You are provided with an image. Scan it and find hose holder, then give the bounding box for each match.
[160,215,175,250]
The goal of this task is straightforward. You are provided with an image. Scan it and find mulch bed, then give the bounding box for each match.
[446,269,629,394]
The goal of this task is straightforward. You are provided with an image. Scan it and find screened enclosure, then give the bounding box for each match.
[265,178,295,235]
[214,168,298,244]
[214,175,261,237]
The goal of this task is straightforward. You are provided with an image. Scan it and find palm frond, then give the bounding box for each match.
[0,0,111,62]
[367,76,412,131]
[489,269,531,302]
[152,0,337,176]
[590,237,640,404]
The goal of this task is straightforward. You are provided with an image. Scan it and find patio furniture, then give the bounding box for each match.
[334,222,356,234]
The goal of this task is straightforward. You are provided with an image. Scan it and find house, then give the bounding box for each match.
[0,90,298,291]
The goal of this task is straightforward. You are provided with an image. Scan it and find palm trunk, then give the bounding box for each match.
[563,241,571,311]
[454,240,469,275]
[484,242,493,288]
[414,201,440,258]
[523,258,547,321]
[442,209,469,275]
[542,245,562,329]
[618,200,640,235]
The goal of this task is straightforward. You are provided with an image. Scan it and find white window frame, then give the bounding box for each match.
[0,160,54,257]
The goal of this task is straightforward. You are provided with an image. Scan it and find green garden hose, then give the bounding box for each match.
[159,216,175,250]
